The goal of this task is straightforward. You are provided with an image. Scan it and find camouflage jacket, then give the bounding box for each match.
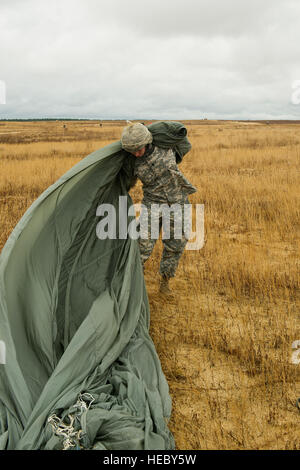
[133,144,197,204]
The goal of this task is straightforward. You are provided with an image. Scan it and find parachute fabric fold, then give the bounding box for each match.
[0,141,175,450]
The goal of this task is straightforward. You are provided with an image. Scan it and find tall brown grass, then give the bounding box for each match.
[0,120,299,449]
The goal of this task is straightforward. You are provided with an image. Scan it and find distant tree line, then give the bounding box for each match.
[0,118,103,122]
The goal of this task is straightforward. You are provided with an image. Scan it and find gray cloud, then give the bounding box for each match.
[86,0,296,39]
[0,0,300,119]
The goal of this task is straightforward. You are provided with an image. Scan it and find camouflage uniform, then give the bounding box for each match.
[134,144,197,278]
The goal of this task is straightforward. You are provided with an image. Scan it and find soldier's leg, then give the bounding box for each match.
[159,201,189,279]
[138,200,161,268]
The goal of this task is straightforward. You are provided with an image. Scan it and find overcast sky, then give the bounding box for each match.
[1,0,300,120]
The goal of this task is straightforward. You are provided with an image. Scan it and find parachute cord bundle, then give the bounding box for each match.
[47,393,95,450]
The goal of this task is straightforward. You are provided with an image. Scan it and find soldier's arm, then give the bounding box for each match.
[119,153,138,191]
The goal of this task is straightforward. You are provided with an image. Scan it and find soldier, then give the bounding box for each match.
[121,123,197,294]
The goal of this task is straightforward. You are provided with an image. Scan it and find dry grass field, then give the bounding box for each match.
[0,119,299,449]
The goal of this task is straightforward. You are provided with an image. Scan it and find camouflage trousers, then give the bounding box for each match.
[138,197,190,278]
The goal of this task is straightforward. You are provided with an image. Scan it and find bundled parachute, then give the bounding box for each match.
[0,121,191,450]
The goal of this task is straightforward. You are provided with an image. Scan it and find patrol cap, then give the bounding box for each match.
[121,123,153,153]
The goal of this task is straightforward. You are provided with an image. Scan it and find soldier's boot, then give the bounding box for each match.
[159,274,173,295]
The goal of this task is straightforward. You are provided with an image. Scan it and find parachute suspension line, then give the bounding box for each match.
[47,393,95,450]
[47,413,81,450]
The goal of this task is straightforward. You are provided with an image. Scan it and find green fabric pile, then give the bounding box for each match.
[148,121,192,163]
[0,139,175,450]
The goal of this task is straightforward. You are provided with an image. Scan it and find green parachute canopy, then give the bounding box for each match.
[0,137,175,450]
